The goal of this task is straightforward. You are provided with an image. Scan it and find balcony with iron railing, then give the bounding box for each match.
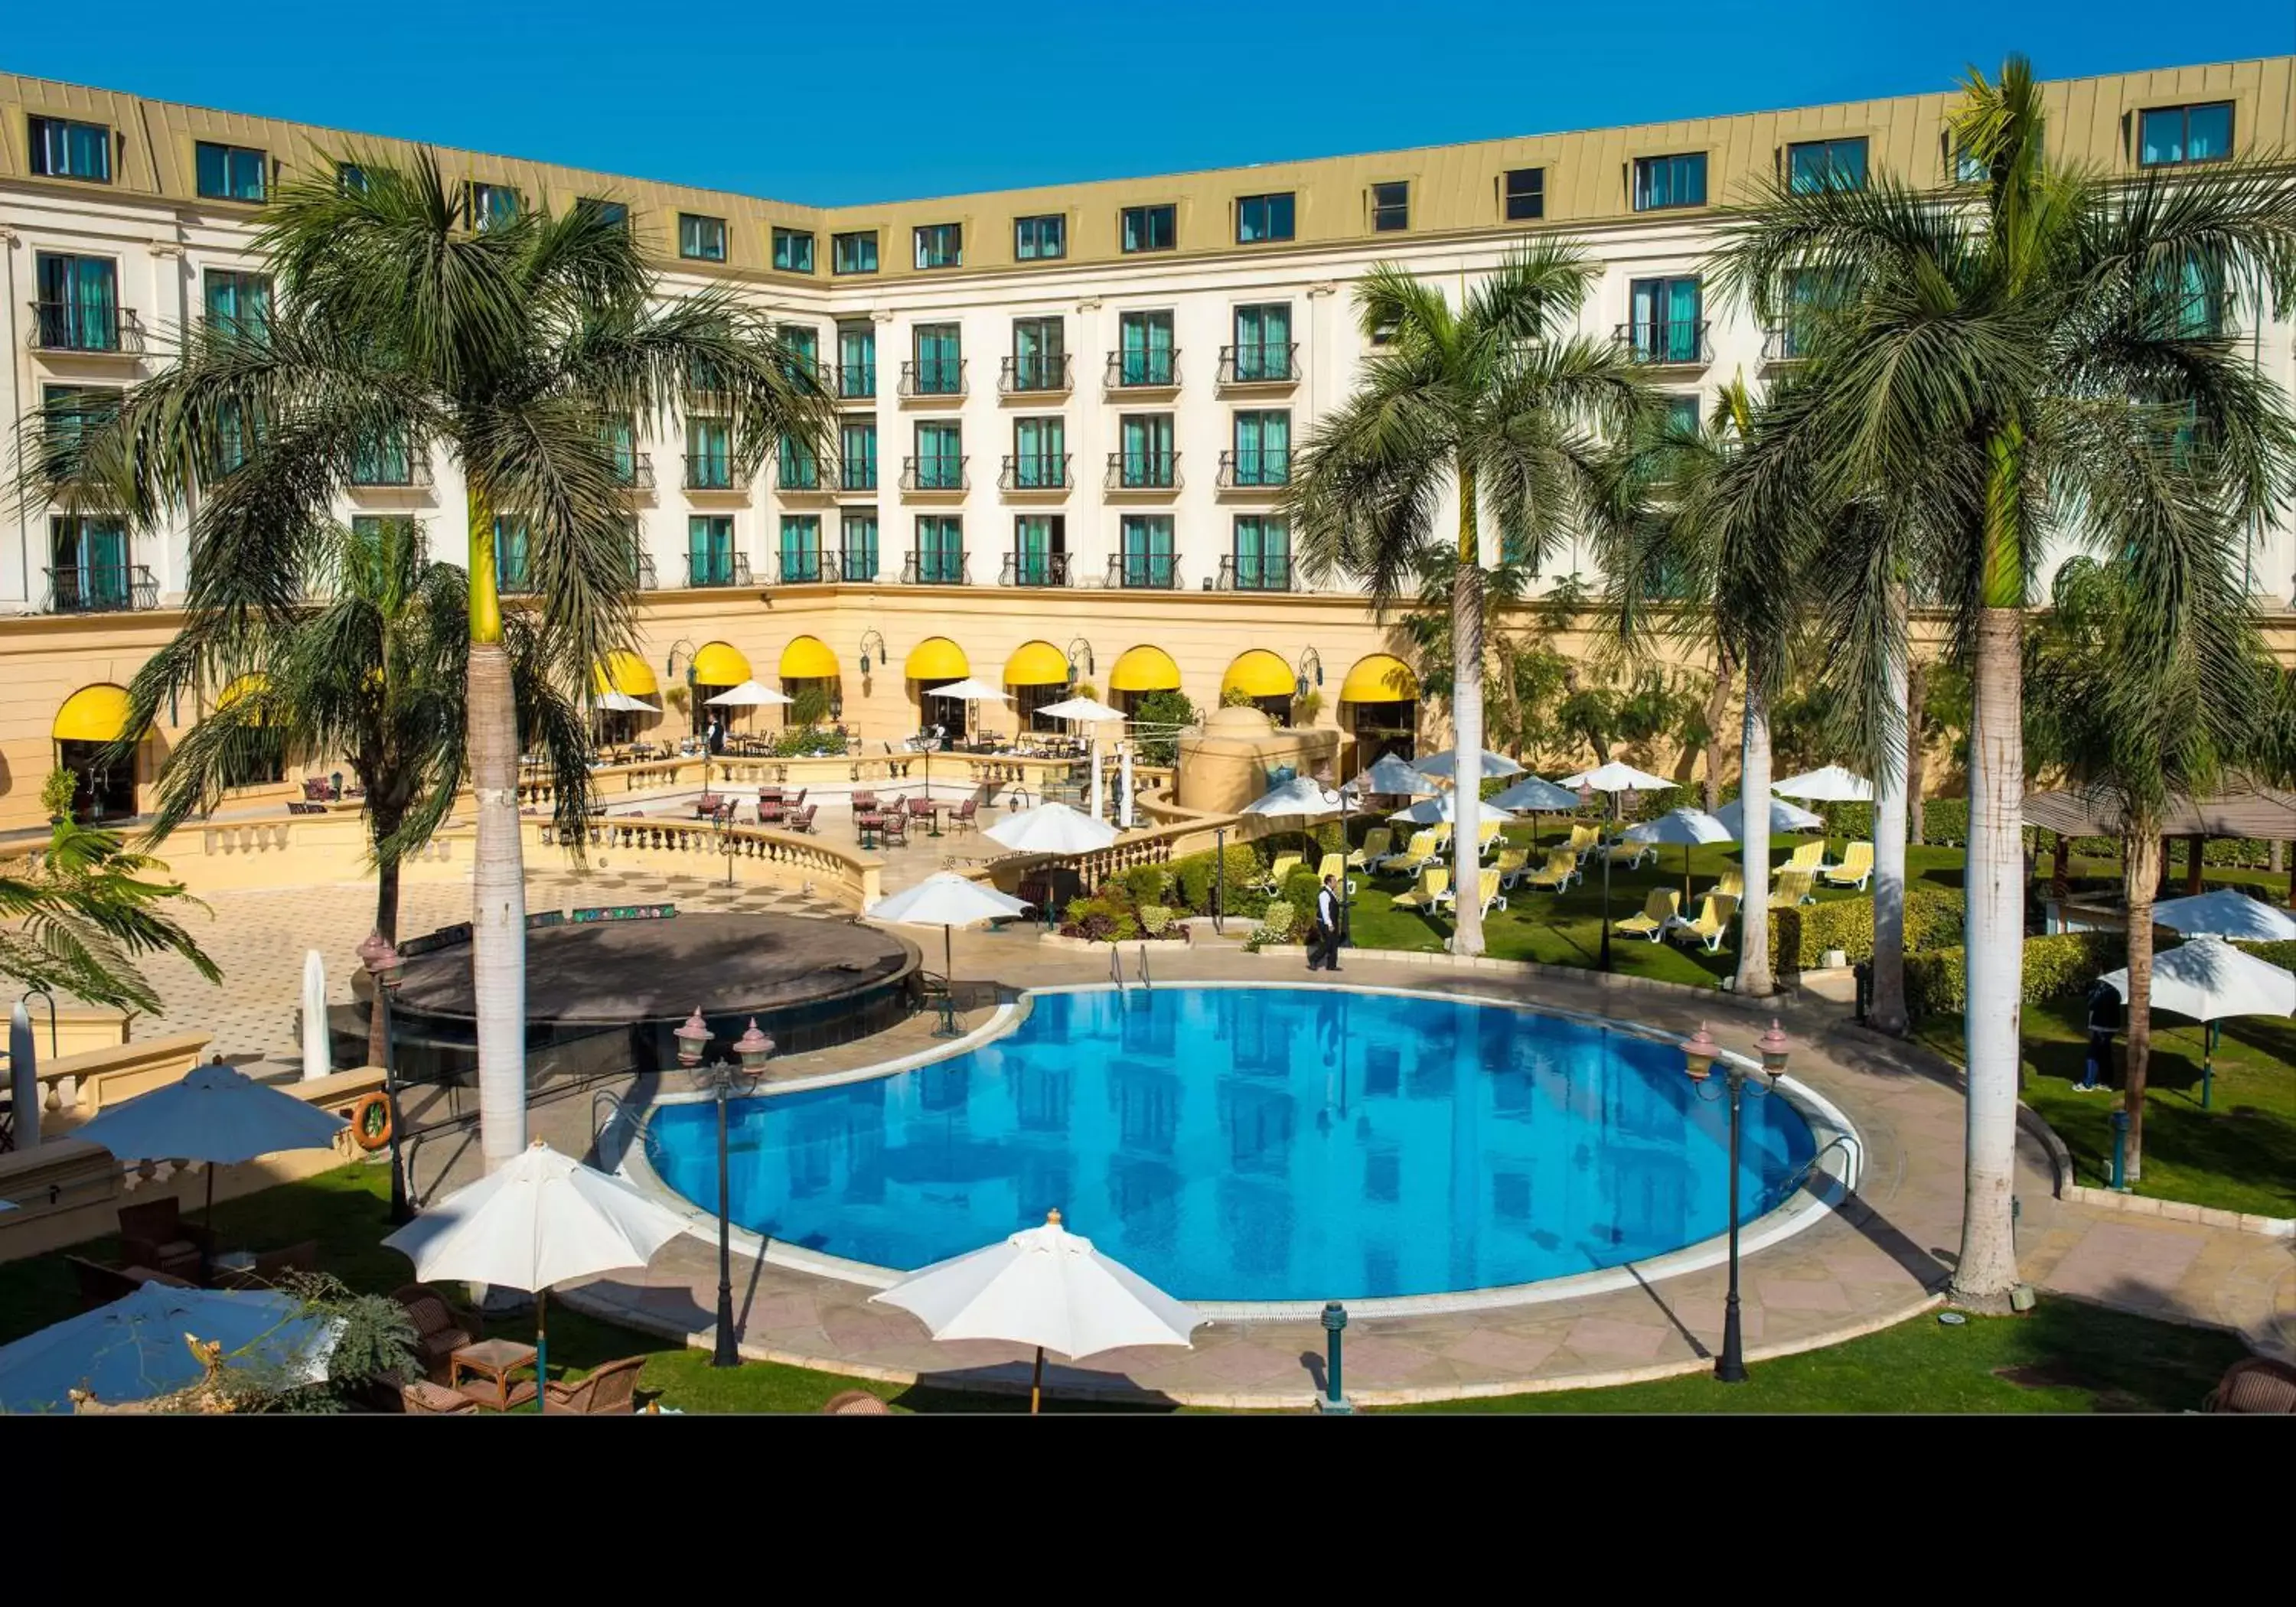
[44,563,159,614]
[832,549,878,583]
[612,451,657,493]
[1760,324,1812,368]
[1107,553,1180,590]
[777,549,827,584]
[629,549,658,589]
[901,549,970,585]
[999,453,1071,493]
[349,452,435,491]
[999,353,1073,396]
[773,455,828,495]
[899,359,968,401]
[28,303,148,357]
[1216,450,1290,491]
[1218,553,1295,592]
[497,556,537,595]
[1104,349,1181,393]
[683,456,751,494]
[1000,551,1072,588]
[1615,319,1711,371]
[1106,451,1181,493]
[838,458,879,494]
[683,553,753,588]
[835,362,878,402]
[1217,342,1300,388]
[900,455,969,494]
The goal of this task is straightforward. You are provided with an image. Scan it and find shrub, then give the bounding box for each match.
[39,768,77,821]
[1172,845,1267,918]
[1117,863,1172,907]
[1280,866,1324,914]
[1903,931,2127,1018]
[1139,904,1175,937]
[1130,689,1199,766]
[1251,899,1298,947]
[2233,938,2296,970]
[769,725,846,758]
[1922,797,1968,845]
[1767,886,1965,970]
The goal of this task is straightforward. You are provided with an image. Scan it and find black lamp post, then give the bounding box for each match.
[675,1009,775,1368]
[1682,1019,1791,1384]
[357,929,412,1226]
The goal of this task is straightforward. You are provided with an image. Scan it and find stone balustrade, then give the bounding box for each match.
[534,815,882,908]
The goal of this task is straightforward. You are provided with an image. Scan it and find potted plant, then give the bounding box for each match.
[40,766,79,825]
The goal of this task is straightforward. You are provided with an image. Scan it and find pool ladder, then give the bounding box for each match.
[1109,943,1152,996]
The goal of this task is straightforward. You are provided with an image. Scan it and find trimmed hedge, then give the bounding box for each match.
[1769,885,1964,970]
[1172,846,1270,919]
[1904,931,2128,1018]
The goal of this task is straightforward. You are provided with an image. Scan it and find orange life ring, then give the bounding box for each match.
[349,1091,393,1152]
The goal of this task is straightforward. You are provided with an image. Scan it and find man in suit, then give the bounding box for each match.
[1309,873,1343,973]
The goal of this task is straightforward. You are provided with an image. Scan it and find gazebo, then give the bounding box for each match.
[2024,780,2296,919]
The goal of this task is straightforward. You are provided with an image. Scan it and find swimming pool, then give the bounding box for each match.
[644,986,1824,1305]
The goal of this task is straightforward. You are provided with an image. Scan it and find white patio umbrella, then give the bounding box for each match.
[1490,775,1581,812]
[1773,764,1875,802]
[704,679,795,708]
[928,676,1011,704]
[2149,887,2296,943]
[1626,807,1737,900]
[1714,795,1826,836]
[988,799,1119,855]
[1411,747,1525,782]
[383,1139,690,1408]
[1036,695,1124,725]
[75,1063,348,1269]
[2100,935,2296,1109]
[1354,752,1434,797]
[597,689,658,714]
[871,1209,1204,1413]
[1559,761,1677,794]
[1388,794,1517,826]
[0,1282,338,1414]
[1242,775,1345,820]
[868,871,1032,992]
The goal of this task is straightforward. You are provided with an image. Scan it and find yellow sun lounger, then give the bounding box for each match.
[1771,868,1815,906]
[1474,819,1505,858]
[1665,893,1740,953]
[1252,852,1302,893]
[1374,830,1435,874]
[1821,840,1875,891]
[1613,888,1681,941]
[1392,867,1452,911]
[1567,823,1602,862]
[1520,847,1580,892]
[1346,828,1392,871]
[1437,868,1508,918]
[1786,839,1827,872]
[1493,846,1531,888]
[1315,852,1357,896]
[1712,869,1745,901]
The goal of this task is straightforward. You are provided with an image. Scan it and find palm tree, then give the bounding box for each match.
[1713,57,2296,1302]
[0,821,220,1014]
[45,151,835,1168]
[2027,556,2266,1182]
[117,519,593,1067]
[1290,245,1651,953]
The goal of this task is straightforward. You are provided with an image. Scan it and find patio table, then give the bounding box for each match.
[450,1338,539,1411]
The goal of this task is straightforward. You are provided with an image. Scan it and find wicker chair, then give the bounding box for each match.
[879,809,908,846]
[67,1254,193,1312]
[117,1199,216,1282]
[949,798,979,833]
[543,1355,647,1415]
[400,1379,480,1415]
[2202,1356,2296,1413]
[788,804,818,834]
[823,1388,893,1415]
[392,1283,481,1381]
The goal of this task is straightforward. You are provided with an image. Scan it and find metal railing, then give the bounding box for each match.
[1106,451,1181,491]
[901,551,970,585]
[28,303,146,355]
[682,553,753,588]
[1760,326,1811,365]
[899,359,968,399]
[1218,342,1300,386]
[43,564,158,614]
[838,458,879,492]
[1000,552,1072,587]
[349,453,434,489]
[1217,554,1294,592]
[777,550,827,584]
[497,559,537,595]
[1104,349,1181,390]
[833,550,879,583]
[613,452,657,491]
[682,456,751,492]
[835,362,877,400]
[773,456,826,493]
[900,455,969,493]
[999,353,1073,394]
[631,550,658,589]
[1107,553,1180,589]
[1615,319,1711,367]
[1216,450,1290,489]
[999,453,1071,491]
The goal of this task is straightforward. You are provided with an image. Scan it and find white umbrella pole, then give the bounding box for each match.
[1118,745,1135,830]
[1090,741,1105,823]
[534,1286,548,1413]
[9,1002,38,1150]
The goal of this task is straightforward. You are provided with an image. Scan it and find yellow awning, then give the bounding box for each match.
[1340,653,1419,703]
[1109,645,1182,694]
[54,685,134,744]
[779,635,840,680]
[1221,650,1296,700]
[905,637,969,681]
[592,650,659,699]
[1003,641,1071,687]
[214,673,270,725]
[692,641,751,686]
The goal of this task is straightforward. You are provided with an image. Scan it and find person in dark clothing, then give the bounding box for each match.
[1307,875,1343,972]
[2077,977,2122,1090]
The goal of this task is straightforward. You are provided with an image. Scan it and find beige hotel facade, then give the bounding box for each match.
[1,57,2291,833]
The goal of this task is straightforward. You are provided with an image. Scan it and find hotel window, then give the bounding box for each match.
[351,514,418,553]
[1011,316,1064,391]
[687,515,737,586]
[494,516,532,592]
[467,181,521,231]
[780,515,823,582]
[50,514,132,611]
[914,222,964,269]
[204,269,272,341]
[1787,136,1867,194]
[840,419,878,491]
[912,323,963,395]
[1117,311,1176,386]
[1632,152,1707,211]
[195,141,268,202]
[679,214,727,262]
[1119,515,1176,588]
[1012,515,1065,588]
[1665,395,1701,436]
[777,323,819,382]
[914,421,964,490]
[773,227,815,272]
[28,115,110,182]
[1012,416,1065,488]
[1627,277,1704,363]
[34,254,120,352]
[2153,256,2226,340]
[1120,204,1176,254]
[1232,303,1292,381]
[1231,410,1290,487]
[38,383,119,482]
[353,427,416,485]
[777,433,820,491]
[1015,214,1065,261]
[1118,415,1176,487]
[2139,102,2234,168]
[1952,142,1990,184]
[1502,167,1544,221]
[337,162,369,194]
[833,230,879,274]
[577,197,628,230]
[837,323,876,398]
[686,416,732,489]
[1231,515,1290,591]
[1370,181,1410,232]
[840,510,879,581]
[1236,192,1295,244]
[915,515,964,583]
[602,413,640,485]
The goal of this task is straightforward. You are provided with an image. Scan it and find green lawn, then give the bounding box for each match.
[2,1164,2253,1413]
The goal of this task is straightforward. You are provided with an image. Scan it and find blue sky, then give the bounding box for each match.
[11,2,2292,204]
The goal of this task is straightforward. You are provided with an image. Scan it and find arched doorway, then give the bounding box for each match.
[1339,653,1420,774]
[52,684,140,823]
[690,641,752,751]
[1003,640,1071,732]
[904,636,970,745]
[214,673,286,787]
[1107,644,1182,721]
[778,634,843,728]
[1220,649,1296,724]
[591,650,663,751]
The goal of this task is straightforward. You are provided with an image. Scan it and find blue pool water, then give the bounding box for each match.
[645,986,1818,1302]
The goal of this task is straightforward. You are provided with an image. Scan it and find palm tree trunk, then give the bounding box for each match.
[1955,602,2026,1306]
[1736,660,1773,997]
[466,493,529,1170]
[1701,645,1736,817]
[1905,657,1928,846]
[1870,604,1912,1035]
[2121,826,2161,1183]
[1450,466,1486,959]
[367,810,403,1071]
